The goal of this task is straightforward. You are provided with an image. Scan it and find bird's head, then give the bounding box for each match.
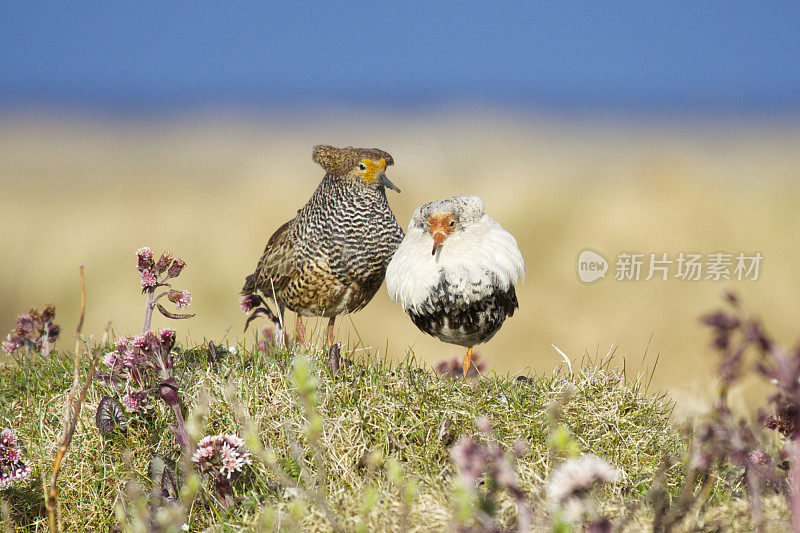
[411,196,486,255]
[426,212,457,255]
[349,157,401,192]
[312,145,400,193]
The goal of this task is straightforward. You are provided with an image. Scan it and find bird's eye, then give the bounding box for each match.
[359,163,367,171]
[448,220,456,227]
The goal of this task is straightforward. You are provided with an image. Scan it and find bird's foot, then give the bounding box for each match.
[462,346,474,381]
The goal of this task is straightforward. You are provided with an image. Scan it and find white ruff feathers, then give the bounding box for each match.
[386,200,524,313]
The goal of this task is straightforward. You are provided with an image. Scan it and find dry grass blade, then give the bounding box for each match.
[44,265,101,533]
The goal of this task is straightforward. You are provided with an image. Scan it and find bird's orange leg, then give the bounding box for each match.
[295,313,311,350]
[462,346,473,380]
[325,317,336,350]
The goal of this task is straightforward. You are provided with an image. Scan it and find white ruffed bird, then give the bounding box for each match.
[386,196,524,378]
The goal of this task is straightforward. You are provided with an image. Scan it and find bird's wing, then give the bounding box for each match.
[243,219,297,300]
[497,284,519,318]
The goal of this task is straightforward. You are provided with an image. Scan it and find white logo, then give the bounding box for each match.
[578,250,608,283]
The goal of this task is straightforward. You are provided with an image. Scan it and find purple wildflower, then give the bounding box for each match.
[435,352,487,379]
[3,305,61,355]
[240,294,259,312]
[133,331,160,356]
[450,437,487,487]
[137,247,158,291]
[115,337,130,352]
[0,429,32,490]
[106,331,182,390]
[132,332,152,349]
[257,325,275,353]
[168,290,192,309]
[155,251,173,274]
[3,337,21,354]
[0,430,17,449]
[167,258,186,278]
[116,338,143,370]
[123,346,144,367]
[192,433,251,480]
[136,248,156,275]
[136,247,153,262]
[40,304,54,322]
[159,328,177,353]
[450,417,531,529]
[140,270,157,290]
[749,450,772,467]
[15,314,34,337]
[122,391,148,413]
[103,351,120,371]
[451,418,523,490]
[546,455,618,521]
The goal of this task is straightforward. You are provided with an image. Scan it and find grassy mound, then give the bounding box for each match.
[0,341,781,531]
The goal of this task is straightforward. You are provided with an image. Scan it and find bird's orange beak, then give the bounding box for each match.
[428,213,455,255]
[431,231,447,255]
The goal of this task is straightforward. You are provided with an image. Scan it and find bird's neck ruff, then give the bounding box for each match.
[386,214,525,313]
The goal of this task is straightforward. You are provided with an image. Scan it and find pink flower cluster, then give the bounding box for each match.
[435,352,487,379]
[257,325,275,353]
[192,433,252,480]
[449,416,531,528]
[546,455,618,522]
[136,247,188,293]
[168,289,192,309]
[0,429,32,490]
[121,390,150,413]
[2,305,60,354]
[240,294,260,313]
[103,328,177,395]
[450,416,526,490]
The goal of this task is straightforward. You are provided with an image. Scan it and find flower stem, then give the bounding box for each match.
[143,288,155,333]
[159,380,190,455]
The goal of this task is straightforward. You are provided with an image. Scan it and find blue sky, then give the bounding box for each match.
[2,2,799,113]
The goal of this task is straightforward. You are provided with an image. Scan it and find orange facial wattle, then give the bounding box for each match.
[428,213,456,254]
[360,157,387,184]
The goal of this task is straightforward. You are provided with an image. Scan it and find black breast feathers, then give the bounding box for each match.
[407,275,519,348]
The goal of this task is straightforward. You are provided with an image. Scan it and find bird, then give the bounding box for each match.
[242,144,405,349]
[385,196,524,379]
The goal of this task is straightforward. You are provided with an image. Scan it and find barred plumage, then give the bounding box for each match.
[243,145,404,347]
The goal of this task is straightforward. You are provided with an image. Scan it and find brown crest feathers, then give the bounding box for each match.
[312,145,394,176]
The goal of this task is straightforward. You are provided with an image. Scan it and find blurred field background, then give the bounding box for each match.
[2,109,799,408]
[2,3,800,410]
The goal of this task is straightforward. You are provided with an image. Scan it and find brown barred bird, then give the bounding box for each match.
[241,145,404,349]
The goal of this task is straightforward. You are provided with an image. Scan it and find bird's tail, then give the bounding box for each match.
[241,273,257,296]
[240,273,286,343]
